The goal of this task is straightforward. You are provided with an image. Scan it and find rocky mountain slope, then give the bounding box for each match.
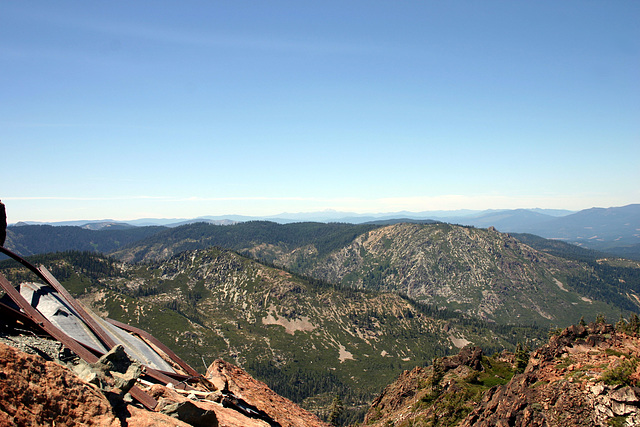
[244,223,639,326]
[0,249,545,423]
[107,222,640,326]
[8,220,640,327]
[363,321,640,427]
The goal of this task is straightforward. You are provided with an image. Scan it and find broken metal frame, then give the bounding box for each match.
[0,246,208,409]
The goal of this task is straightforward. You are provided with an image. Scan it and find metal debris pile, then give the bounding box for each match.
[0,246,284,426]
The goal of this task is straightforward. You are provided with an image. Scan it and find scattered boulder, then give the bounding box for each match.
[71,344,142,398]
[442,345,483,371]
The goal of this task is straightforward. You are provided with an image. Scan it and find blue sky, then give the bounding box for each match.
[1,1,638,222]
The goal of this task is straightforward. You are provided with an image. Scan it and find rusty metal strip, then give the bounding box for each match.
[38,265,118,351]
[0,246,46,278]
[0,247,117,351]
[142,366,193,390]
[106,318,201,378]
[0,251,159,410]
[128,386,158,410]
[0,271,100,362]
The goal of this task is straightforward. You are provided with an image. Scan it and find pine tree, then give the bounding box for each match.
[515,343,529,374]
[328,395,344,426]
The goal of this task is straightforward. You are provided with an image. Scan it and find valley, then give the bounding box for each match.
[1,217,639,424]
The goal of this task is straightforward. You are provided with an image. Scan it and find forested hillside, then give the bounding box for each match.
[5,224,165,256]
[110,221,382,263]
[7,221,640,327]
[0,249,546,423]
[238,223,640,326]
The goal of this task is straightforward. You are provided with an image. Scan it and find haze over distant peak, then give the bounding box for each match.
[10,207,583,228]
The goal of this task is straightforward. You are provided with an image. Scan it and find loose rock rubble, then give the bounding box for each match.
[0,332,329,427]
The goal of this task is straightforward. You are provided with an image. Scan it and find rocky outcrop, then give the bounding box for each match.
[0,342,191,427]
[442,345,483,371]
[364,346,495,426]
[364,323,640,427]
[462,323,640,427]
[206,359,330,427]
[0,337,329,427]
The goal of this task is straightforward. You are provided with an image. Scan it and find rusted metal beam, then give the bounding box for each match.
[0,250,160,410]
[128,386,159,410]
[0,271,100,362]
[0,300,40,331]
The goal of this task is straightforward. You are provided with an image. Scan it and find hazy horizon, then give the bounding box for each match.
[8,204,638,226]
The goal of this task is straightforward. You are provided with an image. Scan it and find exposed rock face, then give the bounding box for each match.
[364,347,496,426]
[273,222,628,325]
[442,345,483,372]
[364,324,640,427]
[0,342,188,427]
[0,339,328,427]
[364,366,428,423]
[463,323,640,427]
[206,359,330,427]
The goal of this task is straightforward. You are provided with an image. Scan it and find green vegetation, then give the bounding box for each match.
[515,343,530,374]
[3,219,640,425]
[410,354,515,427]
[565,262,640,312]
[5,224,164,256]
[616,313,640,336]
[328,395,345,426]
[600,357,638,386]
[474,356,514,388]
[608,415,630,427]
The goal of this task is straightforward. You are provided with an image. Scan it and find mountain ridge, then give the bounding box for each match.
[0,248,547,423]
[8,203,637,257]
[363,321,640,426]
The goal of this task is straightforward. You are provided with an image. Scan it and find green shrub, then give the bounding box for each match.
[600,358,638,386]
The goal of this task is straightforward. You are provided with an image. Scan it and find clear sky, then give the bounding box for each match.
[1,1,639,222]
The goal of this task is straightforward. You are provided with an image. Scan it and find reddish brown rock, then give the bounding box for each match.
[363,326,640,427]
[206,359,330,427]
[0,342,195,427]
[0,342,121,426]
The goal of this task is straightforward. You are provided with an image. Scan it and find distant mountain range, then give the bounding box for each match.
[10,207,575,228]
[10,204,640,259]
